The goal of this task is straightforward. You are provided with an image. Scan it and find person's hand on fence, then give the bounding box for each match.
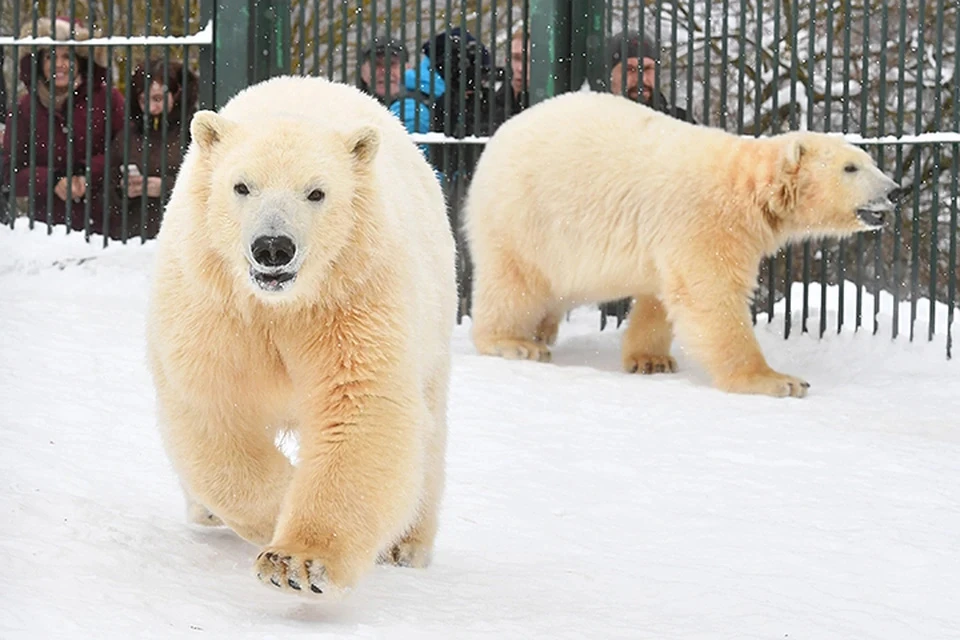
[54,177,69,202]
[146,177,162,199]
[125,175,144,199]
[71,176,87,202]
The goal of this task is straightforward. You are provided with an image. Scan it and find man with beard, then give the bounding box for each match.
[606,30,695,123]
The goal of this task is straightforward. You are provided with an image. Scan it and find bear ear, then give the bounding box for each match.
[346,125,380,168]
[782,136,805,174]
[191,111,235,153]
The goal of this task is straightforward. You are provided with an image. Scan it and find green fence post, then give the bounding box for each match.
[570,0,606,92]
[253,0,291,82]
[213,0,251,109]
[213,0,290,110]
[529,0,572,106]
[198,0,216,110]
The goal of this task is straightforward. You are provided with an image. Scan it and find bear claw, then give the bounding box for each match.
[255,548,329,597]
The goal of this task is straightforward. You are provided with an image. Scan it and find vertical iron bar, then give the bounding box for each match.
[27,8,39,230]
[908,0,926,342]
[768,0,781,326]
[855,0,867,332]
[83,4,95,241]
[719,0,728,131]
[784,0,801,340]
[702,0,711,127]
[821,0,835,339]
[893,0,909,341]
[929,0,945,341]
[874,0,890,336]
[339,0,347,84]
[947,0,960,358]
[802,0,817,335]
[753,0,767,326]
[45,0,56,235]
[298,0,307,74]
[142,0,154,243]
[6,0,23,225]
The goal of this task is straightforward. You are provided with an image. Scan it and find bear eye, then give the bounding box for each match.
[234,182,250,196]
[307,189,325,202]
[844,163,859,173]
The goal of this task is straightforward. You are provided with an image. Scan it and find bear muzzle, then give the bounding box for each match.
[856,181,902,229]
[249,234,299,293]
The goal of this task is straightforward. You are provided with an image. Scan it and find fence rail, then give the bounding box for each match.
[1,0,957,358]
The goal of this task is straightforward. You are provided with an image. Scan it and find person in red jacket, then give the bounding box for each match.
[1,17,126,237]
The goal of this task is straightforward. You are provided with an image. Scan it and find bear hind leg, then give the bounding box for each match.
[162,403,294,545]
[622,294,678,374]
[470,249,554,362]
[381,365,450,569]
[181,483,224,528]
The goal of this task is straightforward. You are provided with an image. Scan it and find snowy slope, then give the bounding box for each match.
[1,221,958,640]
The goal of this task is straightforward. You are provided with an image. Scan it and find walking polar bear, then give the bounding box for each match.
[462,90,900,398]
[145,75,458,597]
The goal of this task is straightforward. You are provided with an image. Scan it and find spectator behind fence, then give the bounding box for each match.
[357,36,440,159]
[1,17,125,234]
[492,27,530,125]
[109,58,198,241]
[607,30,695,123]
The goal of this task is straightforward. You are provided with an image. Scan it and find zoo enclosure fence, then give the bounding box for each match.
[0,0,957,357]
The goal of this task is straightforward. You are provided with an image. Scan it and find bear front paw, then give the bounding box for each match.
[623,353,678,374]
[255,548,329,596]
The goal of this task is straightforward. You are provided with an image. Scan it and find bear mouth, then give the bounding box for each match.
[249,267,297,293]
[856,208,886,228]
[856,198,893,229]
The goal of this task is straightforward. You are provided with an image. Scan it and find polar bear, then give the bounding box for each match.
[145,75,458,597]
[462,90,900,398]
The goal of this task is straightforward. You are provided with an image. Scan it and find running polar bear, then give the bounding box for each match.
[145,75,458,598]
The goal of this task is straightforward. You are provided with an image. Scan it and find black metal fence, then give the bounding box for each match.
[1,0,957,357]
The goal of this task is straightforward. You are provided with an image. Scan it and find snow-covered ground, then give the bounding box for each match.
[1,221,958,639]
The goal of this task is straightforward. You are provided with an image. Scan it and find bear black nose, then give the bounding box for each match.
[887,186,906,204]
[251,235,296,268]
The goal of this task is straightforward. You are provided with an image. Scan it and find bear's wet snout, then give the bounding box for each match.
[252,235,296,268]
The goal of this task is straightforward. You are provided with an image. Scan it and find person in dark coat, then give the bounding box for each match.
[1,17,126,235]
[109,58,198,241]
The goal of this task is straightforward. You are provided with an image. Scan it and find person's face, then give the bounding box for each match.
[361,53,403,98]
[43,46,73,89]
[139,80,174,116]
[510,34,530,95]
[609,56,656,103]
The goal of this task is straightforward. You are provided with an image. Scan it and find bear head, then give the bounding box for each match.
[188,110,381,305]
[768,131,902,241]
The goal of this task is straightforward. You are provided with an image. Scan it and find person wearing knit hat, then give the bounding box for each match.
[604,29,694,123]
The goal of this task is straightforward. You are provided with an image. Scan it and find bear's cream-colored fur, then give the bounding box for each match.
[145,75,458,597]
[463,90,900,398]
